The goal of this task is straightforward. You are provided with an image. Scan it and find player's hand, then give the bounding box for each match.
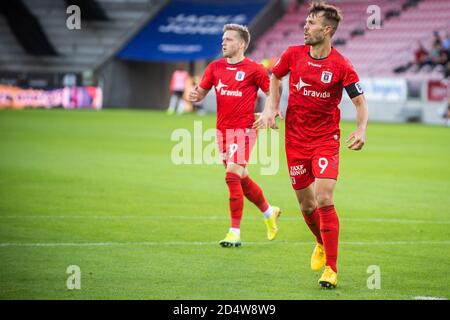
[346,127,366,150]
[188,86,201,102]
[253,109,283,130]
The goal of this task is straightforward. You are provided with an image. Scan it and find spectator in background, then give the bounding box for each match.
[414,41,428,69]
[432,30,442,46]
[440,32,450,78]
[447,94,450,126]
[393,41,428,73]
[424,32,449,75]
[268,56,279,73]
[394,31,450,76]
[444,83,450,126]
[260,55,279,74]
[422,41,446,68]
[438,49,449,67]
[446,101,450,126]
[261,56,270,70]
[444,61,450,78]
[167,64,189,115]
[442,32,450,52]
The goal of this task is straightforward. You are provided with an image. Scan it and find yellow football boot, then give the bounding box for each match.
[219,232,241,247]
[318,266,338,289]
[311,243,326,271]
[264,206,282,241]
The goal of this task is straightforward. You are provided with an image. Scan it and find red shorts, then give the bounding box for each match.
[217,128,257,168]
[286,142,339,190]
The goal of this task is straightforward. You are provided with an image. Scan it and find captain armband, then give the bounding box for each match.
[345,82,364,99]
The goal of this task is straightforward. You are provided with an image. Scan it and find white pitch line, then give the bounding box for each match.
[0,215,448,225]
[414,296,448,300]
[342,218,450,225]
[0,240,449,248]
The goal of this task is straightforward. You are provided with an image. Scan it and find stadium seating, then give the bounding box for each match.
[0,1,58,56]
[250,0,450,79]
[0,0,168,73]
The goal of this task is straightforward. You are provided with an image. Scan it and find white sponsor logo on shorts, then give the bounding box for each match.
[290,165,306,176]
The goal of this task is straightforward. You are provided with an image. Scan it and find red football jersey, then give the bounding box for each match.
[199,57,270,131]
[272,45,360,147]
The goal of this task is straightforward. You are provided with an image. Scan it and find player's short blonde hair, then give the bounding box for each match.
[223,24,251,50]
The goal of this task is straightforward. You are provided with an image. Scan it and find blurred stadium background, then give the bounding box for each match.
[0,0,449,300]
[0,0,449,121]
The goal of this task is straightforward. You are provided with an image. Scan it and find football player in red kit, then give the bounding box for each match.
[254,2,368,288]
[189,24,281,247]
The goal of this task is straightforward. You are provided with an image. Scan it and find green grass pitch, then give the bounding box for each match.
[0,108,449,299]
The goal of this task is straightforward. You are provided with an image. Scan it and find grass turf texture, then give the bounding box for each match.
[0,108,449,300]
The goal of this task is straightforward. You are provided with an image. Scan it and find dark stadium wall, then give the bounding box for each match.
[247,0,284,53]
[98,58,175,109]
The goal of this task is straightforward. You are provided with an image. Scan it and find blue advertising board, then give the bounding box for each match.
[118,0,268,61]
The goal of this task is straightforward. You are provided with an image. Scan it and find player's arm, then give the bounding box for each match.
[188,86,209,103]
[254,48,291,130]
[253,74,284,129]
[346,92,368,151]
[268,74,283,117]
[189,63,214,102]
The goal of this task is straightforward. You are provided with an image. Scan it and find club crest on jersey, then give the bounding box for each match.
[321,71,333,83]
[235,71,245,81]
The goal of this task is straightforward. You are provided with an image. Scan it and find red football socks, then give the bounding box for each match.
[318,205,340,273]
[240,175,269,213]
[225,172,244,228]
[302,208,323,245]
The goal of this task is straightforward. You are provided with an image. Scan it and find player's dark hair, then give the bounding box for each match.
[308,1,342,37]
[223,24,251,50]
